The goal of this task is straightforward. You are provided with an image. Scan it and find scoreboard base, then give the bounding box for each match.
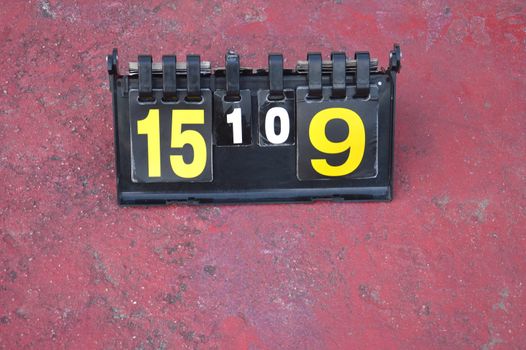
[119,187,391,205]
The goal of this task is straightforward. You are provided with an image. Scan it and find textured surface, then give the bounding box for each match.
[1,1,525,349]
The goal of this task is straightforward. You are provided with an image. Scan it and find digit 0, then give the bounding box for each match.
[265,107,290,144]
[308,107,366,177]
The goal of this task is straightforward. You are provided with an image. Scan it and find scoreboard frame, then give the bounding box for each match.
[107,45,401,205]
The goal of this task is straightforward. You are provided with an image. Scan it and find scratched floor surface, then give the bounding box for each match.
[0,1,525,349]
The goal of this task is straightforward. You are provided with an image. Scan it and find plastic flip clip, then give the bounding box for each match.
[138,55,153,102]
[162,55,177,102]
[107,48,118,76]
[307,53,322,99]
[355,51,370,98]
[268,53,284,100]
[389,44,402,73]
[186,54,202,101]
[225,51,240,101]
[331,52,346,99]
[106,48,119,92]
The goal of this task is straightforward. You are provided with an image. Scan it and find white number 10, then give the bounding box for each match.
[226,107,243,144]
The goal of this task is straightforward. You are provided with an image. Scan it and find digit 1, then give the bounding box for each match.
[137,109,161,177]
[265,107,290,144]
[226,107,243,144]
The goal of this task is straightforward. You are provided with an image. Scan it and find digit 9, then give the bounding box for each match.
[308,107,366,177]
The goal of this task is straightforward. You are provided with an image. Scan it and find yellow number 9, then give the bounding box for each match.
[309,107,366,177]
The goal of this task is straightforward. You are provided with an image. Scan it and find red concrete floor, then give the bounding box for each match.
[0,0,525,349]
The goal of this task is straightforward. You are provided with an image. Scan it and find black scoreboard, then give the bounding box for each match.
[107,45,401,205]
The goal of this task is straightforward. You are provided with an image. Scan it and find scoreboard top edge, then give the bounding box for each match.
[107,44,401,79]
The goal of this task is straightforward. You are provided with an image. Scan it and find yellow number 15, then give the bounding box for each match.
[137,109,207,179]
[309,107,366,177]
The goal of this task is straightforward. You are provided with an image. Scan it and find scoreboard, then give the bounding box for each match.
[107,45,401,204]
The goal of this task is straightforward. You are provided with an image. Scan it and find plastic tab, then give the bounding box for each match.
[268,54,284,100]
[162,55,177,101]
[138,55,153,101]
[331,52,346,99]
[225,51,240,101]
[186,54,201,101]
[307,53,322,99]
[389,44,402,73]
[355,51,370,98]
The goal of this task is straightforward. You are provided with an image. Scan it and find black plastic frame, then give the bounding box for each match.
[107,45,401,205]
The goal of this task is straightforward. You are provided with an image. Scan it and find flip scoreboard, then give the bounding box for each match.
[107,45,401,204]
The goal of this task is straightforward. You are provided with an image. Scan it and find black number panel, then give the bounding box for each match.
[296,86,379,181]
[129,89,213,183]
